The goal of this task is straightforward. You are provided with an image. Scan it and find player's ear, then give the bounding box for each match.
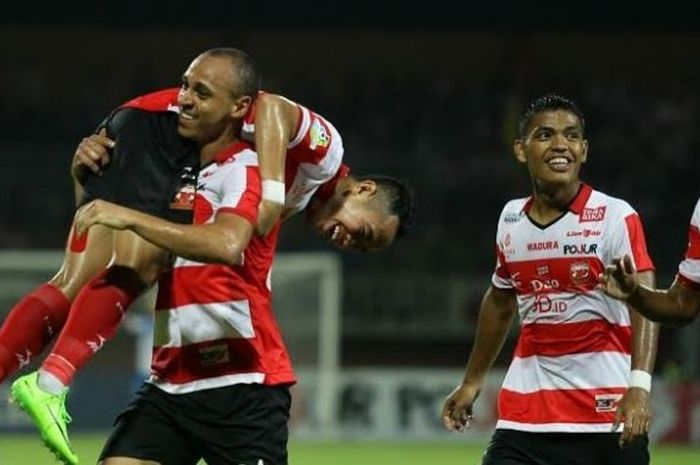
[355,180,377,198]
[581,139,588,164]
[513,139,527,164]
[230,95,253,119]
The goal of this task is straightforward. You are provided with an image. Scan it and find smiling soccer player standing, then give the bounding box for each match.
[442,94,659,465]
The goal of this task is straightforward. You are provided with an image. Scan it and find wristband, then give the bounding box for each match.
[629,369,652,392]
[262,180,285,205]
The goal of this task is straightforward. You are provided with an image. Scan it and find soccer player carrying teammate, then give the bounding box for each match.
[4,49,414,465]
[442,94,659,465]
[599,197,700,326]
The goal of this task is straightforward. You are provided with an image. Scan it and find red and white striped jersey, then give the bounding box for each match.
[678,197,700,290]
[241,92,344,215]
[150,141,296,394]
[491,183,654,433]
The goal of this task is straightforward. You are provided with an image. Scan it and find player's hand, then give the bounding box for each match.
[74,199,131,235]
[256,199,285,236]
[71,128,115,183]
[598,255,639,300]
[441,382,481,432]
[613,387,651,448]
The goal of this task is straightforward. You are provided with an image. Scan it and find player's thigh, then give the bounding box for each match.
[100,385,199,465]
[50,224,113,300]
[482,429,545,465]
[111,230,171,285]
[191,384,292,465]
[100,458,161,465]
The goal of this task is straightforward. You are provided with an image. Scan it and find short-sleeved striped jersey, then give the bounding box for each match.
[150,141,296,394]
[491,183,654,433]
[678,198,700,290]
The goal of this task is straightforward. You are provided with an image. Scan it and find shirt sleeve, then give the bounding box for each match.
[491,208,514,289]
[217,163,261,226]
[678,198,700,289]
[609,203,655,272]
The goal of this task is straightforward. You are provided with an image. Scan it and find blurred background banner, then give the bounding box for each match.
[1,0,700,452]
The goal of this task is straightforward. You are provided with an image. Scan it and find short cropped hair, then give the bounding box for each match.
[203,47,261,100]
[518,94,585,138]
[360,174,416,240]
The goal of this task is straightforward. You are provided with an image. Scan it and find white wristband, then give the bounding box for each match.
[262,180,285,205]
[629,369,652,392]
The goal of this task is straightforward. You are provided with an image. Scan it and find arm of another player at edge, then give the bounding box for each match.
[628,271,659,376]
[460,286,518,386]
[254,94,297,235]
[628,277,700,326]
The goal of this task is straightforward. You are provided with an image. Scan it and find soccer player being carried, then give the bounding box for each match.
[3,48,414,465]
[442,94,659,465]
[599,197,700,326]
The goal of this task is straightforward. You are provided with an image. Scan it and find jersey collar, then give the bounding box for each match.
[521,183,593,214]
[214,140,254,164]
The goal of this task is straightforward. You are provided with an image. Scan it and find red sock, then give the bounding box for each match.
[0,284,71,383]
[41,266,146,386]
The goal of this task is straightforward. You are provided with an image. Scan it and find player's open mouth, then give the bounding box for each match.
[323,222,351,247]
[545,155,572,172]
[178,112,196,125]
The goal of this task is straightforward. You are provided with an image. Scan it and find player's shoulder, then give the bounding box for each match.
[105,88,179,135]
[587,188,637,218]
[692,197,700,223]
[216,140,259,167]
[497,197,529,225]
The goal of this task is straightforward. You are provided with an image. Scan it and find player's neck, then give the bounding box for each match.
[529,180,581,223]
[198,130,241,165]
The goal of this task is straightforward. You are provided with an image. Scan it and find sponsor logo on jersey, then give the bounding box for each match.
[309,118,330,149]
[527,241,559,252]
[569,261,592,284]
[531,278,560,292]
[580,206,606,222]
[595,393,623,412]
[199,344,230,366]
[504,233,511,247]
[563,243,598,255]
[533,294,568,314]
[536,265,550,276]
[566,228,602,237]
[504,211,524,223]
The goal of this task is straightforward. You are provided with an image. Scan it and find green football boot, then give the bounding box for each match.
[10,371,78,465]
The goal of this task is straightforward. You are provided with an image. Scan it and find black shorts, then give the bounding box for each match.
[482,429,649,465]
[80,107,199,224]
[100,382,291,465]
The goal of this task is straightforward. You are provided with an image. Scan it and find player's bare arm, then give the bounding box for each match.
[254,93,299,235]
[601,255,700,326]
[442,286,517,432]
[614,270,658,448]
[75,199,253,266]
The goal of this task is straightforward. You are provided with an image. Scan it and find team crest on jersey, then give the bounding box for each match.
[170,166,197,210]
[579,206,606,222]
[569,261,591,284]
[595,393,623,412]
[309,118,330,149]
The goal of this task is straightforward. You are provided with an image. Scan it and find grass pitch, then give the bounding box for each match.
[0,433,698,464]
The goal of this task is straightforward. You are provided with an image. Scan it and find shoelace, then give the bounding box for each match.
[56,391,73,425]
